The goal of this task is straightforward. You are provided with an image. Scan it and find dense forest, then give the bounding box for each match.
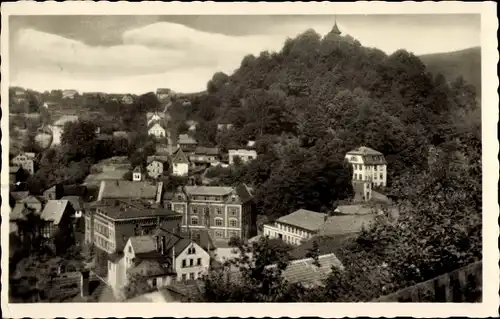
[177,29,481,301]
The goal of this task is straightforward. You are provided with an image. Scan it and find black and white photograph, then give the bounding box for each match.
[1,2,498,318]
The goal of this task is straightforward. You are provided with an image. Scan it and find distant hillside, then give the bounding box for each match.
[419,46,481,95]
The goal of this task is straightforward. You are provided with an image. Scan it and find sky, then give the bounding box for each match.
[9,14,481,94]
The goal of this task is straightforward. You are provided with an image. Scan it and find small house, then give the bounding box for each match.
[171,148,189,177]
[133,166,143,181]
[40,199,76,238]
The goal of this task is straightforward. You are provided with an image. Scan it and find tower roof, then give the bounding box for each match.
[331,21,341,35]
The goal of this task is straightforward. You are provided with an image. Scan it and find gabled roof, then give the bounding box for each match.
[61,196,84,211]
[133,166,142,173]
[128,259,172,278]
[184,186,234,197]
[178,134,197,145]
[89,199,180,221]
[331,21,342,35]
[14,152,36,160]
[347,146,383,156]
[11,202,41,220]
[129,236,157,255]
[40,200,70,225]
[148,120,166,131]
[276,209,327,232]
[235,184,253,203]
[171,147,189,164]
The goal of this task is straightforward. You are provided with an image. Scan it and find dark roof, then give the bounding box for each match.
[178,134,197,145]
[171,147,189,164]
[129,235,157,254]
[133,166,142,173]
[331,21,341,35]
[90,199,180,221]
[235,184,253,203]
[108,251,124,263]
[276,209,327,232]
[128,259,173,278]
[163,280,205,301]
[61,196,84,211]
[194,146,220,156]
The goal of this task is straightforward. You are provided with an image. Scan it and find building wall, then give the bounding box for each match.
[228,150,257,165]
[174,242,210,281]
[172,163,189,176]
[147,161,164,179]
[346,154,387,188]
[133,172,142,181]
[263,221,313,246]
[148,124,166,138]
[12,155,35,175]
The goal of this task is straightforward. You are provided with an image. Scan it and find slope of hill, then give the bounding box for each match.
[419,46,481,94]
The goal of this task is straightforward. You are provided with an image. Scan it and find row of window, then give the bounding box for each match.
[276,223,310,238]
[190,216,238,227]
[191,206,240,216]
[95,235,114,252]
[176,195,239,202]
[94,222,111,238]
[353,173,384,181]
[181,272,202,281]
[182,258,202,268]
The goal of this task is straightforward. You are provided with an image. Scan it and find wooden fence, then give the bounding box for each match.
[373,261,482,302]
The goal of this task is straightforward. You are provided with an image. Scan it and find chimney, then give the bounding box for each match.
[80,270,90,298]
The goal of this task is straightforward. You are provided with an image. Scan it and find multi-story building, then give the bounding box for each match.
[228,149,257,165]
[165,184,256,243]
[263,209,327,246]
[84,198,183,255]
[189,147,220,167]
[345,146,387,187]
[148,121,167,139]
[177,134,198,153]
[96,180,163,203]
[11,152,36,175]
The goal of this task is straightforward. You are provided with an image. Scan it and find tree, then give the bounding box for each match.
[60,120,98,161]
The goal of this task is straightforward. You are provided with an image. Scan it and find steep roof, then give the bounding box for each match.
[317,214,377,237]
[148,120,165,131]
[276,209,327,232]
[347,146,387,165]
[171,147,189,164]
[61,196,84,211]
[331,21,342,35]
[40,200,70,225]
[98,180,161,200]
[235,184,253,203]
[178,134,197,145]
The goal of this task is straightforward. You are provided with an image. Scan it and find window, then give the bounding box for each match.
[192,206,198,214]
[189,259,194,267]
[128,246,132,253]
[182,274,187,281]
[380,173,383,180]
[215,218,223,226]
[215,207,223,215]
[177,195,182,200]
[191,217,198,225]
[189,273,195,280]
[204,207,210,215]
[197,258,202,266]
[182,259,186,268]
[229,219,237,228]
[188,247,196,254]
[215,230,223,238]
[152,278,157,288]
[231,196,236,202]
[229,207,239,216]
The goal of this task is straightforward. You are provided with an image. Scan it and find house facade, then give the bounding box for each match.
[11,152,36,175]
[171,148,189,177]
[148,122,166,139]
[132,166,143,181]
[40,199,76,239]
[263,209,327,246]
[146,155,169,179]
[177,134,198,153]
[146,112,165,126]
[165,184,256,242]
[345,146,387,187]
[228,149,257,165]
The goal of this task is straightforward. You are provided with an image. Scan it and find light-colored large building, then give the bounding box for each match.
[148,122,166,139]
[345,146,387,187]
[147,155,169,179]
[263,209,327,246]
[165,184,256,243]
[228,149,257,165]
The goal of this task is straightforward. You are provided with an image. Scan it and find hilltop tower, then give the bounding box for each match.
[332,16,342,35]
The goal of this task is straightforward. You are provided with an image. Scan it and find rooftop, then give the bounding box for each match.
[184,185,234,197]
[276,209,327,232]
[347,146,383,156]
[194,146,220,156]
[97,180,162,200]
[317,214,377,237]
[178,134,197,145]
[54,115,79,127]
[40,200,70,225]
[89,199,180,221]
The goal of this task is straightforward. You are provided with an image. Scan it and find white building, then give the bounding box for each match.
[345,146,387,187]
[146,156,169,179]
[148,122,166,139]
[263,209,327,246]
[11,152,36,175]
[132,166,142,181]
[146,112,165,126]
[228,149,257,165]
[171,148,189,177]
